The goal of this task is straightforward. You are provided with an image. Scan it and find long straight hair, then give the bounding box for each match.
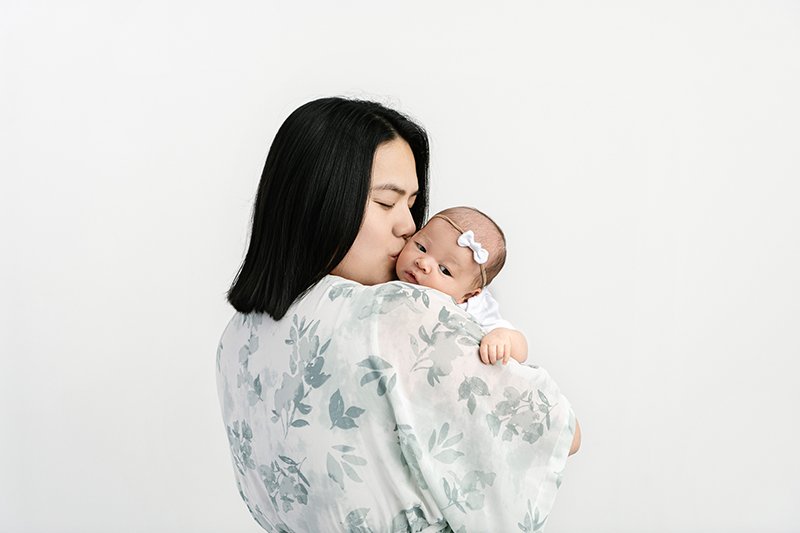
[227,97,430,320]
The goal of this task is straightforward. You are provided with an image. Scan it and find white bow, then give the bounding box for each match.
[457,230,489,265]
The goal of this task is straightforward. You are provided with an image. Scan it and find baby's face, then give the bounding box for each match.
[396,217,482,303]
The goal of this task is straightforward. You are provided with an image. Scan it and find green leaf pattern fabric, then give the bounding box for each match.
[217,276,575,532]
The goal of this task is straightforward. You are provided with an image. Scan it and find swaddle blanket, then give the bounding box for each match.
[217,275,575,532]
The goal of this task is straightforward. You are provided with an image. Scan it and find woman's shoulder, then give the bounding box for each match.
[319,275,448,309]
[313,275,443,306]
[302,275,478,331]
[220,276,480,344]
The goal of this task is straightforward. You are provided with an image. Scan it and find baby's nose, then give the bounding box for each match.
[415,256,431,273]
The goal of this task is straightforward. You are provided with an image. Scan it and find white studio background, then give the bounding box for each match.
[2,2,799,532]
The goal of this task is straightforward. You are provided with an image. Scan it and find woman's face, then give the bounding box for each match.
[330,138,419,285]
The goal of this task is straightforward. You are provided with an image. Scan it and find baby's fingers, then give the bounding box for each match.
[479,343,490,364]
[489,344,498,364]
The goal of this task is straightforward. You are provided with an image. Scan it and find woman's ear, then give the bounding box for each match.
[457,287,482,304]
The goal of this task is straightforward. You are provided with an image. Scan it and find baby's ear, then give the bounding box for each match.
[458,287,482,304]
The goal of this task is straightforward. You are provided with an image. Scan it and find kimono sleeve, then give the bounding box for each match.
[369,291,576,532]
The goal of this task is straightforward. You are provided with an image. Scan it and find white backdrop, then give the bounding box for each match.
[2,2,799,532]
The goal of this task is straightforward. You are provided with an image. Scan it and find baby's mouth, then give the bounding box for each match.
[405,271,418,283]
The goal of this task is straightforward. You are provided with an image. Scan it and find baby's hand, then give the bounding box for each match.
[479,329,514,365]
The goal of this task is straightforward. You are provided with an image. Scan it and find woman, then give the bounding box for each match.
[217,97,580,532]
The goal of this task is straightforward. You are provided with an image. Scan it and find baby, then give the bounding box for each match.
[395,206,528,366]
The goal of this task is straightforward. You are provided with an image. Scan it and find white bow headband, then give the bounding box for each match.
[433,214,489,288]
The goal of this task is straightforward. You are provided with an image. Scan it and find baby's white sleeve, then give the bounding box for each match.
[464,289,515,332]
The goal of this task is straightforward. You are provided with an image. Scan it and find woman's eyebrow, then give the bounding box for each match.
[371,183,418,196]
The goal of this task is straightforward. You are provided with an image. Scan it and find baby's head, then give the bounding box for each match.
[396,206,507,303]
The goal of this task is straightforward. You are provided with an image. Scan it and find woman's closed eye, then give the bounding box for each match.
[375,201,394,210]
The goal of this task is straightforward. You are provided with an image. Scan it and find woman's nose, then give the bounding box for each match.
[395,205,416,240]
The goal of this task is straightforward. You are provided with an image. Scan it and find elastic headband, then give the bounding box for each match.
[432,214,488,288]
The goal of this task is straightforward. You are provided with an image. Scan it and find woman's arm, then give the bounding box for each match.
[371,284,576,530]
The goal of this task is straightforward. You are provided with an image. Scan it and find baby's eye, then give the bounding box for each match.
[415,242,426,253]
[439,265,452,277]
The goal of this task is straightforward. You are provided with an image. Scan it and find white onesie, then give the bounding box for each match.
[457,288,514,333]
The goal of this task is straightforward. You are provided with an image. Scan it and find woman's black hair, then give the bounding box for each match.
[227,97,430,320]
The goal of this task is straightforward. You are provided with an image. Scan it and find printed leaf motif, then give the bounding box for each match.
[419,325,431,344]
[428,422,464,465]
[342,462,362,482]
[465,491,484,510]
[440,470,496,516]
[345,406,365,418]
[328,445,368,490]
[487,387,557,445]
[360,371,382,385]
[411,313,475,387]
[458,376,490,415]
[410,335,420,356]
[437,422,449,445]
[394,424,428,490]
[345,508,370,527]
[486,414,501,436]
[538,390,551,405]
[257,453,310,520]
[337,417,357,430]
[442,433,464,448]
[329,390,344,422]
[358,357,398,397]
[458,380,471,400]
[273,315,331,438]
[469,377,489,395]
[376,376,387,396]
[434,450,464,464]
[518,500,548,532]
[327,452,344,490]
[328,284,356,301]
[357,356,393,370]
[226,420,256,474]
[237,328,263,406]
[329,389,364,430]
[389,505,431,533]
[342,454,367,466]
[467,395,477,414]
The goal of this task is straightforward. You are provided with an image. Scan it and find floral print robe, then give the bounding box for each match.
[216,275,576,532]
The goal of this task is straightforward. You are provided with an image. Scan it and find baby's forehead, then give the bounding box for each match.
[424,210,502,246]
[420,216,459,237]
